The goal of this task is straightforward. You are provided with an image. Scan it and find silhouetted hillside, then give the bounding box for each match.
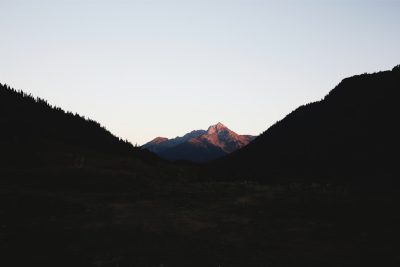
[208,66,400,186]
[0,83,157,169]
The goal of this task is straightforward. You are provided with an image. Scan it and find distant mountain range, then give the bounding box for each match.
[208,65,400,186]
[142,122,255,162]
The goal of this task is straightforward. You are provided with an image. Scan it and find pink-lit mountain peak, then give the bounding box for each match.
[143,122,255,162]
[206,122,229,134]
[194,123,254,154]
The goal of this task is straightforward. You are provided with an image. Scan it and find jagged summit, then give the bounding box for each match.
[142,123,256,162]
[207,122,228,134]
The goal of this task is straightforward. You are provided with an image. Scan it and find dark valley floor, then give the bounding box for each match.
[2,169,400,267]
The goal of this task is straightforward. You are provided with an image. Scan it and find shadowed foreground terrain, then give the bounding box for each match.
[2,172,400,267]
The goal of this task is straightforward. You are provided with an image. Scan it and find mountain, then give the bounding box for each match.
[197,123,255,153]
[208,65,400,186]
[143,122,255,162]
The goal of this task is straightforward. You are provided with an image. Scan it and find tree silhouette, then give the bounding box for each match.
[207,66,400,187]
[0,83,157,168]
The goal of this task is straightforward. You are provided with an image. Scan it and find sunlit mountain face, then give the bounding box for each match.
[142,122,255,162]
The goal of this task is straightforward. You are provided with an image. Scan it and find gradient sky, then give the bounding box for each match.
[1,0,399,145]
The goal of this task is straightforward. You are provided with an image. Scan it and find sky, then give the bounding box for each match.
[1,0,399,145]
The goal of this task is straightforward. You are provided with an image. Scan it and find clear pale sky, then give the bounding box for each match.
[1,0,399,145]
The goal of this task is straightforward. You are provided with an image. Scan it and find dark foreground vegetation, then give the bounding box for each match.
[2,170,400,267]
[1,66,400,266]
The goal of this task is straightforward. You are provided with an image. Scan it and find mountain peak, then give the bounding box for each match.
[207,122,228,134]
[143,122,255,162]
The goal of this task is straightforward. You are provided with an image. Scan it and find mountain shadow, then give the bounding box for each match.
[207,65,400,187]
